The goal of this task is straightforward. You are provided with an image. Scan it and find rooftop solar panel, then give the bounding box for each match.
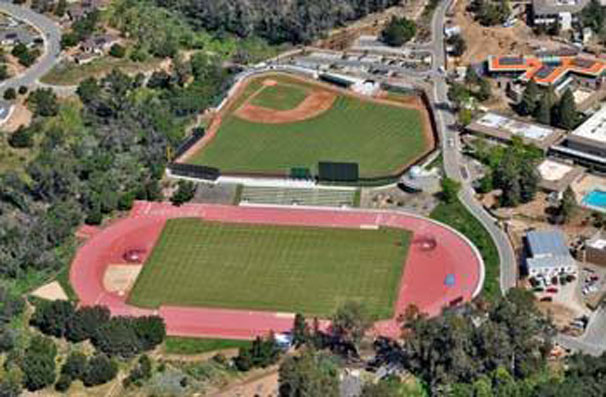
[534,65,555,79]
[499,56,524,65]
[573,58,596,69]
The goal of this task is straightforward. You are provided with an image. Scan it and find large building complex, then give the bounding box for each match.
[487,54,606,88]
[531,0,590,30]
[466,112,565,150]
[552,106,606,171]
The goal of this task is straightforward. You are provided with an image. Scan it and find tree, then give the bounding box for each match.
[83,354,118,387]
[381,16,416,46]
[3,88,16,100]
[60,32,79,48]
[448,34,467,57]
[76,77,100,105]
[518,79,539,116]
[534,92,553,125]
[234,335,281,371]
[0,64,9,81]
[18,85,28,95]
[170,180,196,206]
[8,126,34,148]
[55,373,72,392]
[30,300,75,338]
[20,336,57,391]
[441,177,462,203]
[27,88,59,117]
[109,44,126,58]
[557,88,578,130]
[458,108,473,126]
[558,187,577,224]
[132,316,166,350]
[331,301,373,346]
[123,354,152,388]
[465,65,480,86]
[292,313,309,347]
[476,78,492,102]
[61,351,88,380]
[278,350,339,397]
[91,317,143,358]
[54,0,67,16]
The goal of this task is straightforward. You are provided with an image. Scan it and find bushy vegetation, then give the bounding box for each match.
[31,300,166,358]
[469,0,511,26]
[381,16,416,46]
[517,80,580,130]
[473,137,543,207]
[154,0,400,44]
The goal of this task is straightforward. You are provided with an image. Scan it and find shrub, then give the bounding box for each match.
[3,88,16,100]
[109,43,126,58]
[83,354,118,387]
[8,126,33,148]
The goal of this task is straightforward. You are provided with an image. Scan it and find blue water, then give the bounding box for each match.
[583,190,606,208]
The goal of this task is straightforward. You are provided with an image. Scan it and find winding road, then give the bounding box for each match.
[0,1,61,90]
[428,0,517,293]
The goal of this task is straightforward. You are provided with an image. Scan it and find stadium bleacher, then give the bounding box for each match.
[240,186,357,207]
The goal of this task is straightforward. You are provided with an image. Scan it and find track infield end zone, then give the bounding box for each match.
[70,201,483,340]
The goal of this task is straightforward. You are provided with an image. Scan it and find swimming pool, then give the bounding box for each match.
[583,190,606,209]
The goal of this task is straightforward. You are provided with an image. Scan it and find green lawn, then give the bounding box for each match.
[164,337,251,355]
[128,218,410,318]
[250,84,308,110]
[431,200,500,301]
[189,84,430,178]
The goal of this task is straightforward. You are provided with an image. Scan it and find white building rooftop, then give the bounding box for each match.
[476,113,554,141]
[571,106,606,144]
[538,159,574,181]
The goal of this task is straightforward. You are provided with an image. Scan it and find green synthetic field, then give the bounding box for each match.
[250,84,308,110]
[188,75,430,178]
[128,218,410,318]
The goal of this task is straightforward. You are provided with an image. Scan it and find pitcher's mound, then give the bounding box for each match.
[104,264,143,295]
[263,79,278,86]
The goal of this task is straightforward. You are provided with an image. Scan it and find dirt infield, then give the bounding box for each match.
[234,89,337,124]
[70,201,483,340]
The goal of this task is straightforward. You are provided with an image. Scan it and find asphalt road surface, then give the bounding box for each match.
[0,1,61,90]
[428,0,518,293]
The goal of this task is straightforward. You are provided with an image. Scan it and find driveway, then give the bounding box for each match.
[0,1,61,90]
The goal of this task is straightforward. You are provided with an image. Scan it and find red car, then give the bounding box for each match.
[546,287,559,294]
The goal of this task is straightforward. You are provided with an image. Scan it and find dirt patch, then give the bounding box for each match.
[263,79,278,86]
[451,0,560,66]
[31,281,69,301]
[234,89,337,124]
[1,103,31,132]
[103,264,142,295]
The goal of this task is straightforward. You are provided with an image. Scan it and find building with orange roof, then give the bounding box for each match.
[487,55,606,87]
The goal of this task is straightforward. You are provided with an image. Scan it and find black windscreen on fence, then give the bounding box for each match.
[168,163,220,181]
[318,162,359,182]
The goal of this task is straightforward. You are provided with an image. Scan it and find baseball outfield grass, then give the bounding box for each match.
[128,218,410,318]
[187,75,430,178]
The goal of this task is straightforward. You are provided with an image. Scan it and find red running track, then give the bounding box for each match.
[70,201,484,339]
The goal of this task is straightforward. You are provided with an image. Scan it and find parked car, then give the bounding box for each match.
[546,287,558,294]
[540,296,553,302]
